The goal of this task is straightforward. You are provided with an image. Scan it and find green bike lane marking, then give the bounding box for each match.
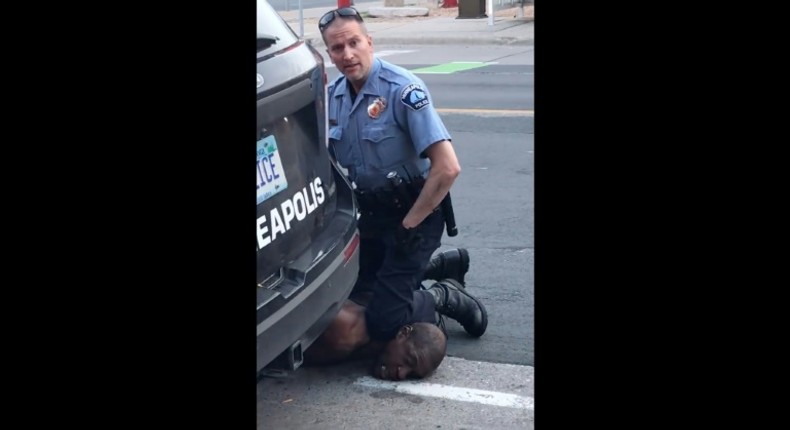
[411,62,496,74]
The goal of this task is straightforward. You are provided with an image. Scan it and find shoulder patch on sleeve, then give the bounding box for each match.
[400,84,430,111]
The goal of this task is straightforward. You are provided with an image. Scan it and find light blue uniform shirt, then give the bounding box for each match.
[328,58,451,191]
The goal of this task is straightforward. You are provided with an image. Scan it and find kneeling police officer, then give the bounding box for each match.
[319,7,487,344]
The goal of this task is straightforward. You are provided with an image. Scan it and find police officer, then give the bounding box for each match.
[319,8,487,343]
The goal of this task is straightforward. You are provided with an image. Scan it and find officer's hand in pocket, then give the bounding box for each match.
[396,224,423,255]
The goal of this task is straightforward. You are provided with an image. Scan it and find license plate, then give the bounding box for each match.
[256,135,288,205]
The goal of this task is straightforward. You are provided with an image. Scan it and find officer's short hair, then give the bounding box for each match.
[408,323,447,378]
[320,12,368,45]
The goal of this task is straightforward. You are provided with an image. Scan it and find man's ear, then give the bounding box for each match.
[397,325,413,339]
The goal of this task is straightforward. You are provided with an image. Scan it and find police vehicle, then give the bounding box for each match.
[257,0,360,373]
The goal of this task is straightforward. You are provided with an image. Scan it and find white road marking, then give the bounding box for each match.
[354,376,534,410]
[375,49,416,58]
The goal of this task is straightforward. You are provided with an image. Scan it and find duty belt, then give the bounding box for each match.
[354,189,410,217]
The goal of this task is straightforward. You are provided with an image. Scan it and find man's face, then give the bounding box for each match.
[323,19,374,87]
[373,326,424,380]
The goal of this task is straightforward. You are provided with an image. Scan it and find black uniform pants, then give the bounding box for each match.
[353,207,445,342]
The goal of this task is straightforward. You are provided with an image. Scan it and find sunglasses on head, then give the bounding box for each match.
[318,7,363,32]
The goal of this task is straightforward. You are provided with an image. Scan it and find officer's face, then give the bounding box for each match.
[323,19,374,89]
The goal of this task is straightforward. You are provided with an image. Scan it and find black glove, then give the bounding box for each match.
[395,224,422,255]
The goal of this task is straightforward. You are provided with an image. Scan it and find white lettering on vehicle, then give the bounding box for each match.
[256,177,326,250]
[281,199,295,230]
[270,207,286,240]
[294,191,307,221]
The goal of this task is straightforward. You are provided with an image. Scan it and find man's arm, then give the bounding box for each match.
[401,140,461,229]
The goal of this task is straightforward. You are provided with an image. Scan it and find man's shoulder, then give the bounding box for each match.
[328,74,345,95]
[330,74,345,85]
[377,59,419,88]
[375,60,436,114]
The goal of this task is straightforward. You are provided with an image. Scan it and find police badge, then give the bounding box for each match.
[367,97,387,119]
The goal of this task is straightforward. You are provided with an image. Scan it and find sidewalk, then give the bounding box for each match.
[278,1,534,47]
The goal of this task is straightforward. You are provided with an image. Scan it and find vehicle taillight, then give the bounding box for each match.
[343,232,360,266]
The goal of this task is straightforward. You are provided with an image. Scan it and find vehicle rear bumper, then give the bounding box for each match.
[256,228,360,371]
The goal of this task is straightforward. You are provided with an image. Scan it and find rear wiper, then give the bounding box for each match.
[257,33,279,52]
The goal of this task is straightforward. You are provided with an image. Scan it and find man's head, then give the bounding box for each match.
[319,8,374,91]
[373,323,447,380]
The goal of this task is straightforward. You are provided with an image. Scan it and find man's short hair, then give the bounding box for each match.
[408,322,447,378]
[319,8,368,44]
[319,7,364,33]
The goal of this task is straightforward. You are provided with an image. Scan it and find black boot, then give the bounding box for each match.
[423,248,470,284]
[425,278,487,337]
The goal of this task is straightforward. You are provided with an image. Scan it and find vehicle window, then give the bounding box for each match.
[257,0,299,56]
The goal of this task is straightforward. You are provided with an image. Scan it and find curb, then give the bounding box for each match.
[366,7,430,18]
